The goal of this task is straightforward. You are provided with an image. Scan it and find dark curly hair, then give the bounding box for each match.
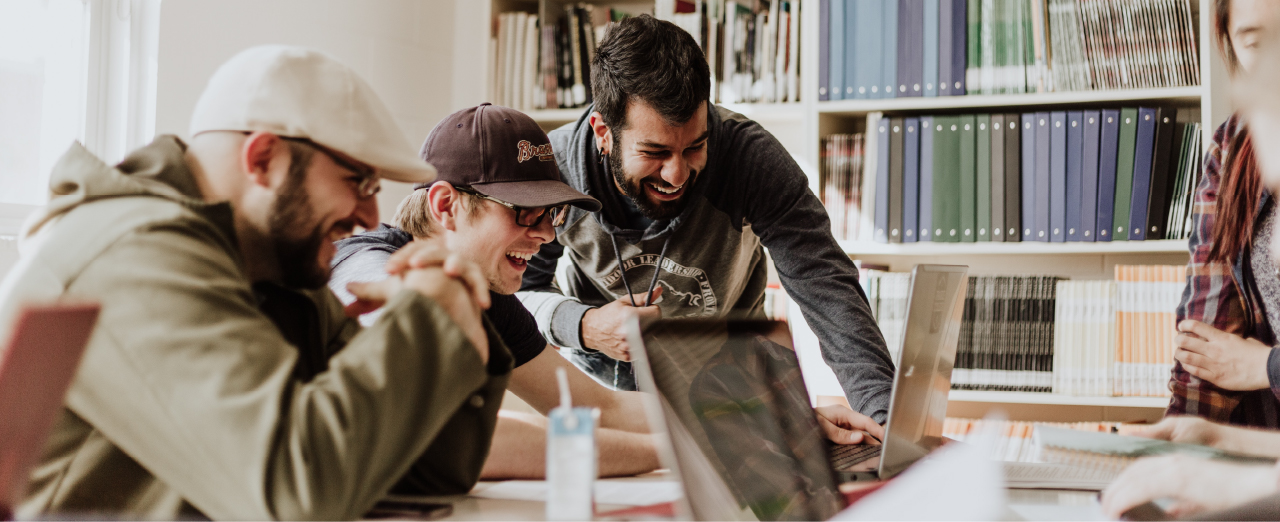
[590,15,711,130]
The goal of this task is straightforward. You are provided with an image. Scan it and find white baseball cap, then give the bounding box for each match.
[189,45,435,183]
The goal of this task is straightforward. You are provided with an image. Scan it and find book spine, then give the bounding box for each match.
[819,0,831,100]
[920,116,936,241]
[991,114,1007,241]
[904,117,921,242]
[978,114,993,241]
[1066,111,1085,241]
[1050,111,1068,242]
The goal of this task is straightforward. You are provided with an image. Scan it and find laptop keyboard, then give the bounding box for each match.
[829,444,882,470]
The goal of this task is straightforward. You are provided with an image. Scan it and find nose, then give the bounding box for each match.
[529,213,556,243]
[353,195,379,230]
[661,156,691,187]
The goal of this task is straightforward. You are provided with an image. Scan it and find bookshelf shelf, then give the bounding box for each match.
[720,102,806,122]
[817,86,1205,116]
[838,239,1189,256]
[948,390,1169,409]
[528,108,585,124]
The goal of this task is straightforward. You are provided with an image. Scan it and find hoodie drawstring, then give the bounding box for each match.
[607,232,671,388]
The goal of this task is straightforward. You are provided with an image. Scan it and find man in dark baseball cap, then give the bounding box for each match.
[330,104,660,480]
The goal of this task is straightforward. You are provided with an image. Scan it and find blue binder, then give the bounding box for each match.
[1050,111,1067,242]
[843,0,858,99]
[904,117,921,242]
[1096,109,1121,241]
[883,0,899,99]
[874,118,891,242]
[819,0,830,101]
[1128,107,1158,241]
[919,116,935,240]
[1065,111,1084,241]
[1034,112,1051,242]
[923,0,939,97]
[855,0,880,99]
[938,0,952,96]
[1020,113,1036,240]
[1080,110,1102,242]
[829,0,845,100]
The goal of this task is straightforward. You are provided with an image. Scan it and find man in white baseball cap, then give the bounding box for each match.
[0,45,511,520]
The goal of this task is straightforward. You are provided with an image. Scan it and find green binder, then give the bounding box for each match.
[933,116,960,242]
[977,114,992,241]
[1112,108,1139,242]
[960,114,978,242]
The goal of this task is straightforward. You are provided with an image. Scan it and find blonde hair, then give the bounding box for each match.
[393,186,480,239]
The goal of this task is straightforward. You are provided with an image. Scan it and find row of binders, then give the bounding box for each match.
[860,265,1185,397]
[817,0,1199,100]
[820,108,1204,243]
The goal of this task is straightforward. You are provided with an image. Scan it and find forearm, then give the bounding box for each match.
[1212,425,1280,458]
[595,390,650,433]
[480,413,660,480]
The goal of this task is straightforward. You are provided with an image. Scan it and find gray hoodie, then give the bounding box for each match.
[516,105,894,421]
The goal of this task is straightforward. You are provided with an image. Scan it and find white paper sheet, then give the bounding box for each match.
[1004,462,1117,491]
[833,436,1006,521]
[470,480,683,507]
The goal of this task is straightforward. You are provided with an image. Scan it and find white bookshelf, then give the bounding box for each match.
[469,0,1224,422]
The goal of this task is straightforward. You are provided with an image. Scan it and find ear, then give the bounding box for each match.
[240,132,284,189]
[588,111,612,155]
[426,182,463,232]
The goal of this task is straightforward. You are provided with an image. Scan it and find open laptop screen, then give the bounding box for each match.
[633,319,844,521]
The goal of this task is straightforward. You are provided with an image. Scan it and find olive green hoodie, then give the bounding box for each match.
[0,136,511,520]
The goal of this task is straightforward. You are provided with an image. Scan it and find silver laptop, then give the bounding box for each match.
[627,264,967,521]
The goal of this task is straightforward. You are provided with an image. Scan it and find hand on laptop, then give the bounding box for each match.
[582,286,663,361]
[814,405,884,445]
[1100,454,1278,519]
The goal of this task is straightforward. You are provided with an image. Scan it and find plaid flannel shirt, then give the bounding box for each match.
[1168,115,1280,427]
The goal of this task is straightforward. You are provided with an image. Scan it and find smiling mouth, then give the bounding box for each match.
[646,181,684,201]
[505,250,534,270]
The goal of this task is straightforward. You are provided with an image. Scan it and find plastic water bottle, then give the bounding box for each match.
[546,367,598,520]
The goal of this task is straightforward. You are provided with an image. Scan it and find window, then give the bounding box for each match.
[0,0,159,235]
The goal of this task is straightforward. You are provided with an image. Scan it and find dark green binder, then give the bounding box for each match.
[933,116,961,242]
[977,114,992,241]
[1112,108,1139,242]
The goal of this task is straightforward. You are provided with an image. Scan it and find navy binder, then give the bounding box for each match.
[1065,111,1084,241]
[889,118,905,242]
[875,118,891,242]
[819,0,830,101]
[902,0,924,97]
[923,0,939,97]
[1096,109,1121,241]
[1128,107,1158,241]
[938,0,952,96]
[1004,114,1021,242]
[1020,113,1036,240]
[830,0,845,100]
[950,0,967,95]
[1050,111,1067,242]
[904,117,921,241]
[919,116,935,241]
[1035,112,1051,242]
[883,0,900,99]
[1080,111,1102,242]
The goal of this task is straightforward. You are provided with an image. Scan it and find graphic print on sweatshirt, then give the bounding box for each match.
[601,254,718,316]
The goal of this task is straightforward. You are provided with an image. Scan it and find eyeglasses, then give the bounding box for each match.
[455,187,570,228]
[280,136,382,199]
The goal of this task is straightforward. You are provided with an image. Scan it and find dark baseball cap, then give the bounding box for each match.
[416,103,600,212]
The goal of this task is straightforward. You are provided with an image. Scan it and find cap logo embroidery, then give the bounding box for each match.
[517,140,555,163]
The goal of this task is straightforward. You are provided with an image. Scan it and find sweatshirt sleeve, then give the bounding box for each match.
[712,116,896,422]
[60,222,509,520]
[517,238,594,349]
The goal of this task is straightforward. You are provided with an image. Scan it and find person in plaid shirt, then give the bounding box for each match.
[1168,0,1280,428]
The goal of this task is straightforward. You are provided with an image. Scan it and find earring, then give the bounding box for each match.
[598,147,608,166]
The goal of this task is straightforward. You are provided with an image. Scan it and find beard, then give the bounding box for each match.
[267,157,331,290]
[610,132,696,221]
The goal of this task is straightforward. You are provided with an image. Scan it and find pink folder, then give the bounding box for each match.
[0,302,100,517]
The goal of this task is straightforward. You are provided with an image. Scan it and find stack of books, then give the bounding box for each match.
[943,418,1123,462]
[715,0,803,103]
[817,0,1200,100]
[492,5,629,112]
[953,275,1062,392]
[820,109,1203,244]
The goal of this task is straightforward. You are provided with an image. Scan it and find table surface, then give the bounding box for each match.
[392,473,1107,521]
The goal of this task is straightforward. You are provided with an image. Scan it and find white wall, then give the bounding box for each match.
[154,0,457,221]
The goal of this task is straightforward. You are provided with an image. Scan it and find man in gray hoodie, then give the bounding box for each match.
[517,15,895,435]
